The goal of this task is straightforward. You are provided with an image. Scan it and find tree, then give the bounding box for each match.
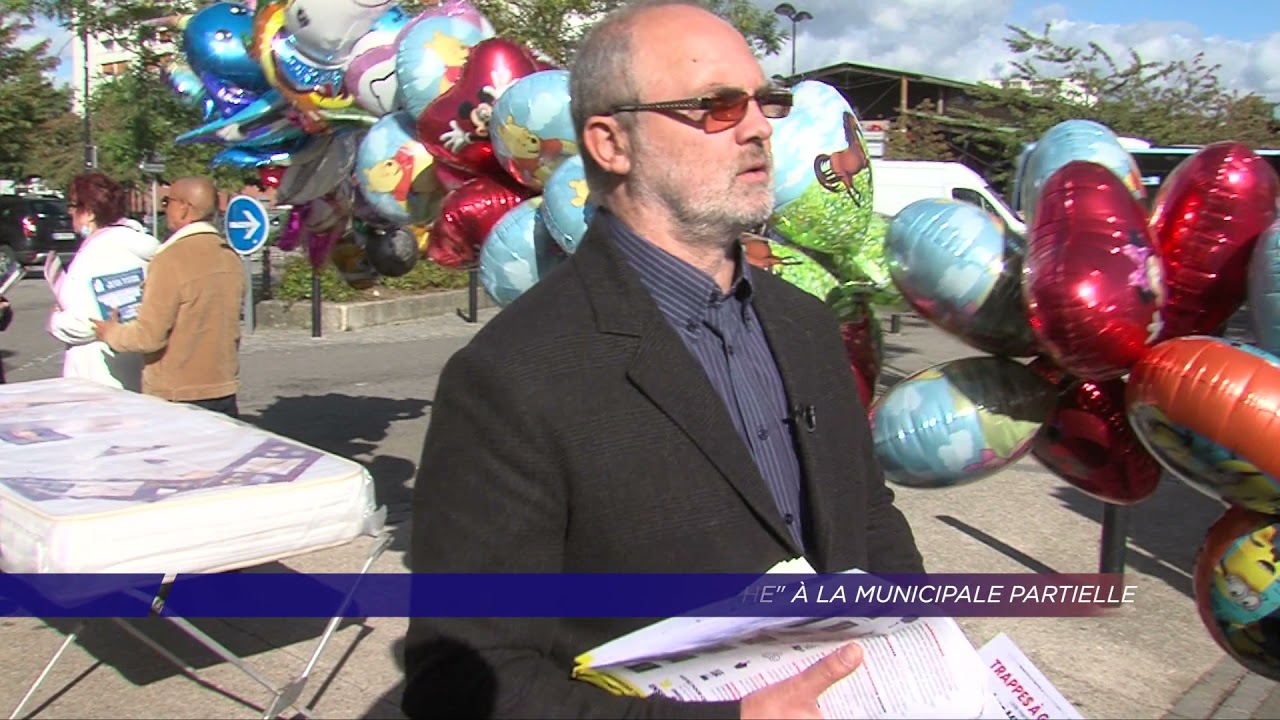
[1,0,181,51]
[952,23,1280,193]
[87,48,249,193]
[406,0,783,67]
[884,99,956,161]
[0,11,77,179]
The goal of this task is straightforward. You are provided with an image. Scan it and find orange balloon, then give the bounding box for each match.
[1126,336,1280,512]
[1194,506,1280,680]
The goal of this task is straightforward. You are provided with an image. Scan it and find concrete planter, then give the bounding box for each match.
[255,288,497,333]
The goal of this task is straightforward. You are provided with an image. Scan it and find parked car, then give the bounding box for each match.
[0,192,78,269]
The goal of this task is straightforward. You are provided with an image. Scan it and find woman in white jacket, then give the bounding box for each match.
[48,172,160,391]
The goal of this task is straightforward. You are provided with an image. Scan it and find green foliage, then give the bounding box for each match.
[381,260,471,291]
[0,11,74,179]
[275,257,360,303]
[884,99,956,162]
[275,254,471,303]
[1,0,183,50]
[952,23,1280,193]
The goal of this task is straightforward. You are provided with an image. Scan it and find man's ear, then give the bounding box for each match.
[582,116,632,176]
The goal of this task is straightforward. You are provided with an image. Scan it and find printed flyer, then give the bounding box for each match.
[91,268,144,321]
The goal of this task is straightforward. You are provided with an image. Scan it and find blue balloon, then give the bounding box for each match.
[210,141,302,169]
[354,112,439,225]
[767,80,857,210]
[1021,119,1144,225]
[539,155,595,254]
[1248,219,1280,355]
[490,69,579,191]
[870,357,1055,488]
[480,198,568,306]
[885,198,1036,357]
[175,90,290,145]
[394,14,492,118]
[182,2,268,93]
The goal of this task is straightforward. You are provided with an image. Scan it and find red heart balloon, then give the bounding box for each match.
[416,38,542,178]
[428,176,534,269]
[1149,142,1280,340]
[1024,160,1166,381]
[258,166,284,188]
[840,319,882,410]
[1026,357,1161,505]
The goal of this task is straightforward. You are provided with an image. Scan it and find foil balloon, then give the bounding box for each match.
[210,142,299,169]
[489,68,578,191]
[331,232,378,289]
[1027,357,1161,505]
[277,129,361,206]
[283,0,396,66]
[393,0,494,118]
[1248,220,1280,356]
[479,197,569,306]
[1127,336,1280,513]
[418,38,543,178]
[361,223,420,277]
[1019,119,1144,226]
[348,5,411,58]
[831,212,900,307]
[161,58,215,121]
[540,154,594,254]
[829,282,884,409]
[740,235,838,302]
[768,80,877,258]
[344,43,401,116]
[1149,142,1280,340]
[252,0,365,133]
[355,112,446,225]
[885,198,1036,358]
[869,356,1056,488]
[258,166,284,188]
[1025,160,1166,380]
[174,90,291,146]
[183,2,269,93]
[1194,506,1280,681]
[428,175,532,268]
[200,72,262,119]
[433,157,486,192]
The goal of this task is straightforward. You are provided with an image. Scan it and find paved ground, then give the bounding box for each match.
[0,276,1271,718]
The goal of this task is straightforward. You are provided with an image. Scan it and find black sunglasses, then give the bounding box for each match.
[605,87,793,133]
[162,196,189,209]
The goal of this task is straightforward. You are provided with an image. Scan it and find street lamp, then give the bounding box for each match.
[774,3,813,78]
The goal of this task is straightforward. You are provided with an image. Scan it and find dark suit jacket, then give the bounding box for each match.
[402,216,925,719]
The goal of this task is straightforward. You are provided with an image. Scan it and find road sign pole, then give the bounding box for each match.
[243,255,254,335]
[150,178,158,239]
[224,195,271,339]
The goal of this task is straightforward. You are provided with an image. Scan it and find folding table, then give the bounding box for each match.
[0,378,391,719]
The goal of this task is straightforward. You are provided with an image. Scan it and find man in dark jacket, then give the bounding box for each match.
[401,1,926,718]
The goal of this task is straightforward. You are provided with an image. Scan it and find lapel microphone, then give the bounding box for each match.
[786,403,817,432]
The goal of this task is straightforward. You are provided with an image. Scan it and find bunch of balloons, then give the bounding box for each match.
[864,116,1280,677]
[159,0,575,286]
[165,8,897,397]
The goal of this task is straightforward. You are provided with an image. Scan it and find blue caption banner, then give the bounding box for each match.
[0,573,1136,619]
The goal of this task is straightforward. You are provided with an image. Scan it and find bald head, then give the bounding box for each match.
[166,176,216,232]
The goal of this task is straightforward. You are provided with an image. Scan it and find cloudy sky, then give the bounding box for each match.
[16,0,1280,104]
[752,0,1280,102]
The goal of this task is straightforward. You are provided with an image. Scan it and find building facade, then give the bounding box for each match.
[69,29,176,115]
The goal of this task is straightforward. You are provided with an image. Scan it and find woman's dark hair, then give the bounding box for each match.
[68,172,128,227]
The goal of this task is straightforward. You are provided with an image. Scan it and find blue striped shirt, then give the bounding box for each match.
[607,211,806,550]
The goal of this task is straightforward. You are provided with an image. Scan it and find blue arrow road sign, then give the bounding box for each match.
[225,195,270,256]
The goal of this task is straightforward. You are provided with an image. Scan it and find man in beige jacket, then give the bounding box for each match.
[93,177,245,418]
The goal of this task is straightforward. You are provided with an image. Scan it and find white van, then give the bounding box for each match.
[871,160,1026,236]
